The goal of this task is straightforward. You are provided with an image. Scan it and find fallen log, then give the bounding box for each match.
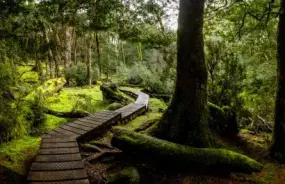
[101,84,130,104]
[111,127,263,174]
[43,108,89,118]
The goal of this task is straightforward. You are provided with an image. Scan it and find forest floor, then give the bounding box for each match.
[0,66,284,183]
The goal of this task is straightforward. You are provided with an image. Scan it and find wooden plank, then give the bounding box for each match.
[77,118,105,125]
[121,111,133,119]
[41,142,78,149]
[66,123,93,131]
[41,138,77,143]
[27,169,87,182]
[60,125,87,135]
[54,128,81,137]
[47,130,63,136]
[72,120,100,128]
[38,147,79,155]
[88,114,113,119]
[30,161,84,171]
[29,179,90,184]
[35,153,82,162]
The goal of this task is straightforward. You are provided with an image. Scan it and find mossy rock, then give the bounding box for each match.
[108,103,124,111]
[105,167,140,184]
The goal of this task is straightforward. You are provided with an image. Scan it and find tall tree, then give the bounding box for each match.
[153,0,212,147]
[271,0,285,161]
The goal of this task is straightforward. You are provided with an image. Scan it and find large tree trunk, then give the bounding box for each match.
[111,127,263,174]
[87,33,93,86]
[270,0,285,161]
[153,0,212,147]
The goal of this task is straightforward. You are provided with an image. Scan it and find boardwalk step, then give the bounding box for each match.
[66,123,93,131]
[30,161,84,171]
[38,148,80,155]
[27,169,87,182]
[41,138,77,143]
[29,179,90,184]
[27,90,149,184]
[35,153,82,162]
[60,125,87,135]
[41,142,78,149]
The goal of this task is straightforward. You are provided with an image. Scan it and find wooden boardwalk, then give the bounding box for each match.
[27,90,149,184]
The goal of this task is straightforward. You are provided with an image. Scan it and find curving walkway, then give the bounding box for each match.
[27,90,149,184]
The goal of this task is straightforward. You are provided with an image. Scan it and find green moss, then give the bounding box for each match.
[43,115,69,132]
[17,66,39,83]
[149,98,167,112]
[108,103,124,111]
[240,129,254,134]
[105,167,140,184]
[45,85,110,113]
[112,127,263,174]
[123,112,162,131]
[25,78,66,101]
[119,86,143,92]
[0,136,41,175]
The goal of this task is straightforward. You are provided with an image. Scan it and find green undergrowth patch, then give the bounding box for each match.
[42,115,70,132]
[25,78,66,101]
[123,112,162,131]
[119,86,143,92]
[45,85,110,113]
[0,136,41,175]
[17,65,39,84]
[149,98,167,112]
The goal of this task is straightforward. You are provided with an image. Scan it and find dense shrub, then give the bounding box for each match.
[64,63,100,86]
[114,63,174,94]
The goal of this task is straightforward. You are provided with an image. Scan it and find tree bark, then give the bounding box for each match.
[270,0,285,161]
[121,41,126,65]
[111,127,263,174]
[95,32,102,77]
[87,33,93,86]
[43,27,54,78]
[72,28,77,65]
[65,26,72,68]
[152,0,212,147]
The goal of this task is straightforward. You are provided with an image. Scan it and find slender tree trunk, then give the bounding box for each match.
[43,27,54,78]
[53,27,61,77]
[95,32,102,77]
[87,33,93,86]
[121,41,126,65]
[65,26,72,68]
[73,28,77,65]
[137,42,143,61]
[270,0,285,161]
[152,0,212,147]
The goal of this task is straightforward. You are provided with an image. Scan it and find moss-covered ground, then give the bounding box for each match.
[0,136,40,175]
[0,66,114,175]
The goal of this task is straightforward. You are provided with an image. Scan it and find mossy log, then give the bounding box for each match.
[101,84,130,104]
[111,127,263,174]
[43,108,89,118]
